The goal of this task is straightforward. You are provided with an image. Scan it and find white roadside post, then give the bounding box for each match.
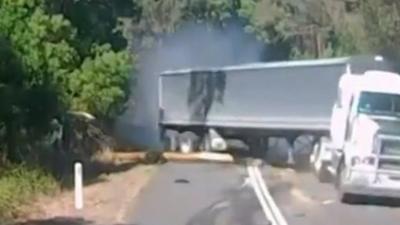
[74,162,83,210]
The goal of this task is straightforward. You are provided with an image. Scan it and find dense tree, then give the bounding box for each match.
[68,44,133,121]
[360,0,400,53]
[0,0,133,161]
[46,0,136,56]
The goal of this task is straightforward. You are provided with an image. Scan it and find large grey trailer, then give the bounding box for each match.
[158,56,395,155]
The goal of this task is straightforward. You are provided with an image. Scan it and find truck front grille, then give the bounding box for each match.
[378,158,400,170]
[380,138,400,156]
[378,136,400,171]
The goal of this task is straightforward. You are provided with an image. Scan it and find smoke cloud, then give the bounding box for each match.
[115,22,266,150]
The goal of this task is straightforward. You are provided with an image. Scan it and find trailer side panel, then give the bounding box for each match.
[159,61,347,132]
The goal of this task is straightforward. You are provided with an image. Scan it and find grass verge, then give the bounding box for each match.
[0,164,58,221]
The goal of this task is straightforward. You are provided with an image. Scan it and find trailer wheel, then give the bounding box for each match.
[309,142,319,164]
[200,134,212,152]
[247,138,266,159]
[163,130,178,151]
[178,132,198,153]
[293,135,314,167]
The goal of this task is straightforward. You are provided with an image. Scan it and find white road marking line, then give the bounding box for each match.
[253,166,288,225]
[247,163,289,225]
[247,166,275,225]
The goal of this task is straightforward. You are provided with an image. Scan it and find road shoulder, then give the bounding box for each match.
[15,165,157,225]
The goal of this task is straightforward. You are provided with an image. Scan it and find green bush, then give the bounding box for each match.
[0,164,58,219]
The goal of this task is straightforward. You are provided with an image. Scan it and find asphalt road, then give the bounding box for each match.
[127,161,400,225]
[128,162,269,225]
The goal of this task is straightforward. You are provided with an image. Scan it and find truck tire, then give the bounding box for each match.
[248,138,266,159]
[315,162,331,183]
[163,130,178,151]
[178,132,198,153]
[336,160,355,203]
[293,135,314,169]
[309,141,320,164]
[311,142,331,183]
[200,134,212,152]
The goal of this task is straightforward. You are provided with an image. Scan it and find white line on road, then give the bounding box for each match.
[247,166,275,224]
[253,166,288,225]
[247,163,288,225]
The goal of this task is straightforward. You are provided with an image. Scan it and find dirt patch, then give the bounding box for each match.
[15,165,157,225]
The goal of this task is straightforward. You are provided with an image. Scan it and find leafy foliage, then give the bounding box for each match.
[69,45,133,120]
[0,0,134,162]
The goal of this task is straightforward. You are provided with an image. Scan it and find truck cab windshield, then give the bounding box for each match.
[358,91,400,116]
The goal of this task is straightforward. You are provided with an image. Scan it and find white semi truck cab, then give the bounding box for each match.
[311,66,400,202]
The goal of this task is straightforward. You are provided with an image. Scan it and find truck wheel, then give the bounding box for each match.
[315,162,330,183]
[311,142,330,183]
[178,132,198,153]
[336,161,355,203]
[201,134,212,152]
[163,130,178,151]
[293,135,314,168]
[309,142,320,164]
[248,138,266,159]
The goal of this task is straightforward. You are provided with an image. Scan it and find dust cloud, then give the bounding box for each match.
[115,21,266,150]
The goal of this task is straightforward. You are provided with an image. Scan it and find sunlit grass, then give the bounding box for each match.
[0,164,58,219]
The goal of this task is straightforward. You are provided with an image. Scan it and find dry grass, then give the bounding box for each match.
[0,165,58,222]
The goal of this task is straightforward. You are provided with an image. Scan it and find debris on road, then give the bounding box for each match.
[321,200,335,205]
[113,151,235,164]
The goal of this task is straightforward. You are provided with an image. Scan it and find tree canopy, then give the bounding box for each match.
[0,0,133,161]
